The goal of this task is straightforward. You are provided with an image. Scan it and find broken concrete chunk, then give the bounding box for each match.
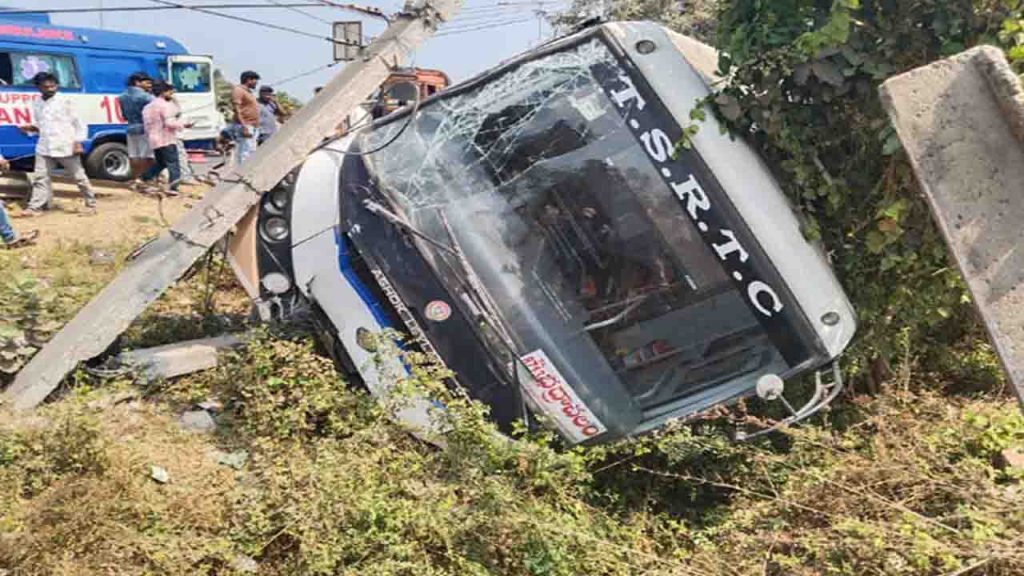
[149,465,170,484]
[216,450,249,470]
[88,248,115,265]
[180,409,217,433]
[997,447,1024,472]
[231,554,258,573]
[197,398,224,413]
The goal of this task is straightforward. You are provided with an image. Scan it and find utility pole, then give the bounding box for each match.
[99,0,105,28]
[4,0,464,411]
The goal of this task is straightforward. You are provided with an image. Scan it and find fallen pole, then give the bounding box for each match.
[4,0,464,411]
[881,46,1024,405]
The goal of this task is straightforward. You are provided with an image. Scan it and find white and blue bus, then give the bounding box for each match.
[0,9,220,180]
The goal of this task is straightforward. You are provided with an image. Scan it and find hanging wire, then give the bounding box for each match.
[312,0,390,21]
[436,16,537,36]
[0,2,338,16]
[265,61,340,87]
[442,12,535,29]
[144,0,360,46]
[265,0,332,24]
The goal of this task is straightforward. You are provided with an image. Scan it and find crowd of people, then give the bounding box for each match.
[1,69,286,250]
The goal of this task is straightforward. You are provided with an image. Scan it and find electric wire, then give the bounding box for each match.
[442,12,536,29]
[436,16,536,36]
[265,61,339,87]
[0,3,337,16]
[450,2,565,20]
[144,0,359,46]
[313,83,422,156]
[449,7,555,24]
[311,0,390,21]
[264,0,332,24]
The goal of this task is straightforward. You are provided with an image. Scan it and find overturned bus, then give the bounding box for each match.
[228,21,857,444]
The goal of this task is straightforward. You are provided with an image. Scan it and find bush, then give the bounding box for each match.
[710,0,1021,382]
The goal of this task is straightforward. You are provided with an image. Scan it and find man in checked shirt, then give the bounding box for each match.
[17,71,97,217]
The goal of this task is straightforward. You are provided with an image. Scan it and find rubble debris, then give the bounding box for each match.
[215,450,249,470]
[231,554,258,573]
[88,248,115,265]
[179,409,217,433]
[149,465,170,484]
[998,447,1024,472]
[119,333,248,384]
[197,398,223,413]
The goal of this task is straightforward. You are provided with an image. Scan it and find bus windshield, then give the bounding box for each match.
[360,37,789,418]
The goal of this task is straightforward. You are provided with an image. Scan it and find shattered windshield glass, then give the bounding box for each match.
[360,37,788,418]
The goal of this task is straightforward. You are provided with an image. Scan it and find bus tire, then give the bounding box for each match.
[85,142,132,182]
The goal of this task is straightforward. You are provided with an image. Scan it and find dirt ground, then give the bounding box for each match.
[1,175,204,249]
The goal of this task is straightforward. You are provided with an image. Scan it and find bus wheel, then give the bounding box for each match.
[86,142,132,182]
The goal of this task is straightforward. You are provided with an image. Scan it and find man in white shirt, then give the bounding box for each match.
[18,71,96,217]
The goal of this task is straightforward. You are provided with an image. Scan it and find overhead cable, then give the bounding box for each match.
[436,16,536,36]
[265,0,332,24]
[0,2,336,15]
[143,0,359,46]
[266,61,340,86]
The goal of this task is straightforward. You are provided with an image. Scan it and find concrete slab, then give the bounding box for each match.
[880,46,1024,404]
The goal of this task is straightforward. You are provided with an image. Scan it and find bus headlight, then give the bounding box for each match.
[269,188,290,211]
[261,216,289,242]
[261,272,292,295]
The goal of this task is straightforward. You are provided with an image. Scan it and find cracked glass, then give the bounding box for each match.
[360,38,786,416]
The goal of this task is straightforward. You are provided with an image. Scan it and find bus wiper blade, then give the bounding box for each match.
[435,208,518,350]
[363,199,458,257]
[583,294,647,332]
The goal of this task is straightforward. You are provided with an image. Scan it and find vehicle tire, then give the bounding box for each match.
[85,141,132,182]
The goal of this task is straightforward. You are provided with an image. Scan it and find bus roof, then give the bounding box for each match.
[0,7,189,55]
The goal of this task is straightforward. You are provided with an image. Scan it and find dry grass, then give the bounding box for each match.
[0,391,240,574]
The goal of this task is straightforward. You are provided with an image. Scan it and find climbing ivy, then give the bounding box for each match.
[710,0,1020,382]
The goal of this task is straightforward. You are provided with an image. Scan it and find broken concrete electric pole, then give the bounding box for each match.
[4,0,464,411]
[881,46,1024,405]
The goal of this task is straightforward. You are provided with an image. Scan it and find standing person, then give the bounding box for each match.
[231,70,261,164]
[170,92,197,186]
[0,155,39,248]
[118,71,154,188]
[257,86,285,145]
[140,81,192,196]
[17,72,96,217]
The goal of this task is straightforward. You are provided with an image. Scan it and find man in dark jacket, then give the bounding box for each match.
[118,72,155,187]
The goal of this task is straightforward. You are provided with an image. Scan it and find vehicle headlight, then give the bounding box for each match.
[261,272,292,295]
[269,188,290,211]
[261,216,289,242]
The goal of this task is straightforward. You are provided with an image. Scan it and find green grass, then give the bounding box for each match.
[1,221,1023,575]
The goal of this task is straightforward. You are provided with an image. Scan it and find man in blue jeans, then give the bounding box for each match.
[140,81,192,195]
[0,155,39,249]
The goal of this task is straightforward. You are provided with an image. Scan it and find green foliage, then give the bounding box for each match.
[0,273,65,374]
[551,0,720,43]
[211,333,379,443]
[711,0,1019,373]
